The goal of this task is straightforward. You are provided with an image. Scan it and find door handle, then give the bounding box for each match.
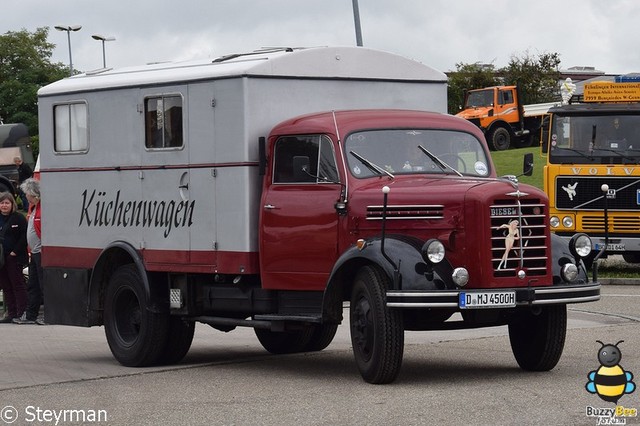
[264,204,277,210]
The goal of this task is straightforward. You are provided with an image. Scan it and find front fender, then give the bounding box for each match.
[324,236,448,304]
[550,232,588,283]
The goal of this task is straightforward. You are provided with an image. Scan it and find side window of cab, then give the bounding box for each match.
[273,135,338,184]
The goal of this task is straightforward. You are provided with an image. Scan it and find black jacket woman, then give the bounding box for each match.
[0,192,28,322]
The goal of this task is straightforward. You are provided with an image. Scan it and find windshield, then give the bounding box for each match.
[549,114,640,164]
[345,129,491,178]
[465,89,494,108]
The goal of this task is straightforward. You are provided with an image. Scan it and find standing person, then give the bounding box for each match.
[14,179,43,325]
[0,192,28,323]
[14,157,33,211]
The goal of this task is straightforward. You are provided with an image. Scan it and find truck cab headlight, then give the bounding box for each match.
[562,216,574,228]
[561,263,579,282]
[421,239,445,264]
[550,216,560,228]
[569,233,592,258]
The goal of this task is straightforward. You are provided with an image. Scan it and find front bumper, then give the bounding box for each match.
[386,282,601,308]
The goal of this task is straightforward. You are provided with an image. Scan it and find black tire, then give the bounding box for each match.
[622,253,640,263]
[303,323,339,352]
[488,127,511,151]
[508,305,566,371]
[157,317,195,365]
[350,265,404,384]
[104,264,168,367]
[255,327,313,354]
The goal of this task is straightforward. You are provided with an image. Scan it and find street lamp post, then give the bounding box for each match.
[352,0,363,46]
[92,34,116,68]
[55,25,82,76]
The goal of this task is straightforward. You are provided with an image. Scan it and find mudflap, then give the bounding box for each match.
[43,268,93,326]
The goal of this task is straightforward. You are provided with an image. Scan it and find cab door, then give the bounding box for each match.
[260,135,342,291]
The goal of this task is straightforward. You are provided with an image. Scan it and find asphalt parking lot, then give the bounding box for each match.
[0,283,639,425]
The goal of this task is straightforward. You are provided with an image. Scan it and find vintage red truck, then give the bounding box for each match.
[37,47,600,384]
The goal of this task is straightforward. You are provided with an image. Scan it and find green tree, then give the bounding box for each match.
[0,27,68,135]
[447,62,500,114]
[501,50,561,104]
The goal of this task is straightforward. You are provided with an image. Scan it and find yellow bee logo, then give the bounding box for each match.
[586,340,636,403]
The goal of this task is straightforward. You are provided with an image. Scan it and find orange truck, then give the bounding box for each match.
[456,85,555,150]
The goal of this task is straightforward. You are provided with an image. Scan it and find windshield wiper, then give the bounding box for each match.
[553,147,595,161]
[592,147,639,164]
[417,145,463,177]
[349,151,394,179]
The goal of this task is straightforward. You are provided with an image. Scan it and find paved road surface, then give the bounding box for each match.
[1,285,639,425]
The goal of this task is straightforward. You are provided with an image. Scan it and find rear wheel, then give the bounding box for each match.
[104,264,168,367]
[350,266,404,384]
[508,305,566,371]
[255,327,313,354]
[488,127,511,151]
[303,323,339,352]
[157,317,195,365]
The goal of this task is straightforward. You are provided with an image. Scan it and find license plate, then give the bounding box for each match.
[459,291,516,309]
[595,243,625,251]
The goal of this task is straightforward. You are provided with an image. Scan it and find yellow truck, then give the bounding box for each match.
[543,81,640,266]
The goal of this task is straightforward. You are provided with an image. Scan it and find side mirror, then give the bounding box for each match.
[523,153,534,176]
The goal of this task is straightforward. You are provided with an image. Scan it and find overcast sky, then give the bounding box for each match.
[2,0,639,75]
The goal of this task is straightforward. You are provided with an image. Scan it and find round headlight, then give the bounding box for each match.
[569,233,592,258]
[550,216,560,228]
[451,267,469,287]
[421,239,445,264]
[562,216,574,228]
[561,263,579,282]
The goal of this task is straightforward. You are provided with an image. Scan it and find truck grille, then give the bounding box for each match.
[490,199,548,277]
[581,215,640,232]
[366,205,444,220]
[556,176,640,210]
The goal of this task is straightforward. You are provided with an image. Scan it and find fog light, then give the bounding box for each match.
[562,216,574,228]
[569,233,592,258]
[561,263,579,282]
[451,267,469,287]
[421,239,445,264]
[550,216,560,228]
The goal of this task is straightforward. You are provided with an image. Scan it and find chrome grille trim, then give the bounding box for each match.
[490,200,548,277]
[366,204,444,220]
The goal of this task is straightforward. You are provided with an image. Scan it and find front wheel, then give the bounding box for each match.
[104,264,168,367]
[350,266,404,384]
[508,305,567,371]
[622,253,640,263]
[488,127,511,151]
